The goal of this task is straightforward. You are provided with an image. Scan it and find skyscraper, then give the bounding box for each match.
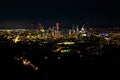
[55,22,60,37]
[56,22,59,31]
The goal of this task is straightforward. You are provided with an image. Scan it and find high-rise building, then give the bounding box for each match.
[80,25,87,36]
[56,22,59,32]
[55,22,60,37]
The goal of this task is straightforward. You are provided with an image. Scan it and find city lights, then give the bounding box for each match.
[0,22,120,80]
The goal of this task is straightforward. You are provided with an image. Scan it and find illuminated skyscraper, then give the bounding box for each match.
[56,22,59,32]
[80,25,87,36]
[55,22,60,37]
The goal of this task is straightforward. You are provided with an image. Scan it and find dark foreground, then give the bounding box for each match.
[0,38,120,80]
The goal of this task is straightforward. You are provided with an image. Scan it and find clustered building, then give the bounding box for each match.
[0,22,120,45]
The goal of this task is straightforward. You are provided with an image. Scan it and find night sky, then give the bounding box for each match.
[0,0,120,28]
